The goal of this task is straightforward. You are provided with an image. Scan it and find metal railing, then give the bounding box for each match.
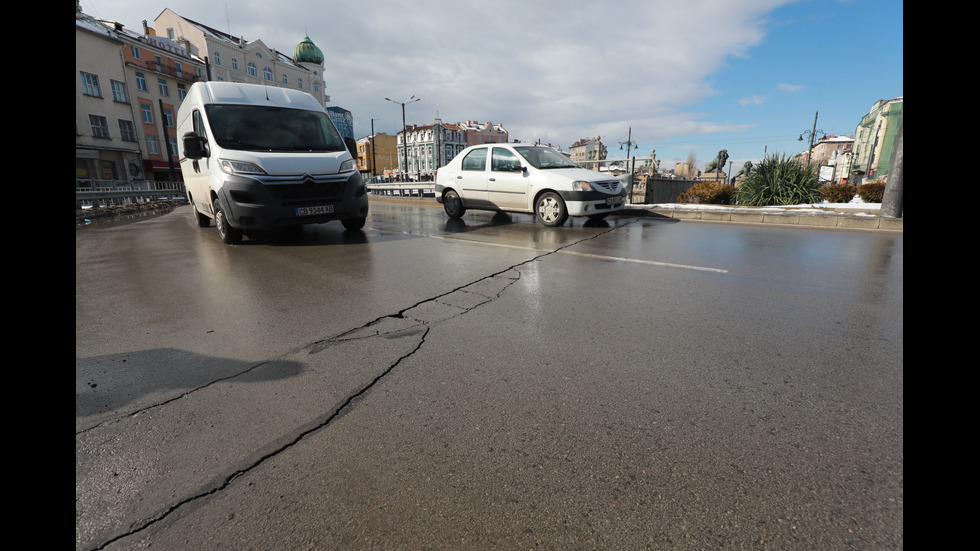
[76,180,186,209]
[366,182,435,197]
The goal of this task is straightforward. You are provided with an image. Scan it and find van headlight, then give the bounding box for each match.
[572,180,594,192]
[340,159,355,172]
[220,159,267,175]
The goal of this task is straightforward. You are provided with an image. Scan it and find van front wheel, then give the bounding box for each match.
[214,199,243,244]
[342,217,366,231]
[536,192,568,226]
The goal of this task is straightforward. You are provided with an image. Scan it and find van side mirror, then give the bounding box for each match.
[182,132,209,159]
[344,136,358,159]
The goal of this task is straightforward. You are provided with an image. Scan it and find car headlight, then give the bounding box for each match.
[572,180,594,192]
[340,159,355,172]
[219,159,267,175]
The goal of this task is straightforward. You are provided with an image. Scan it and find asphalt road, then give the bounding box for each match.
[76,200,903,550]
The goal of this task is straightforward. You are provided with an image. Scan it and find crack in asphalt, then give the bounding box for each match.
[83,228,615,550]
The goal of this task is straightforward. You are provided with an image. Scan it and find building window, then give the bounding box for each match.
[140,103,154,124]
[232,58,238,70]
[135,72,147,91]
[175,61,183,78]
[264,67,273,80]
[282,73,288,84]
[80,72,101,97]
[297,78,303,89]
[147,135,160,155]
[247,62,258,77]
[118,120,137,141]
[131,45,141,59]
[168,137,178,156]
[313,81,319,93]
[158,78,169,96]
[214,51,222,66]
[163,108,174,128]
[110,80,128,103]
[89,115,110,138]
[100,160,119,180]
[178,84,188,100]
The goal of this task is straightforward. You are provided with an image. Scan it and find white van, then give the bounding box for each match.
[177,82,369,243]
[435,144,626,226]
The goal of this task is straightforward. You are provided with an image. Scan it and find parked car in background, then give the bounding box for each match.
[435,144,627,226]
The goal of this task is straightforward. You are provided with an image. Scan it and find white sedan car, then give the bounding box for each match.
[435,144,627,226]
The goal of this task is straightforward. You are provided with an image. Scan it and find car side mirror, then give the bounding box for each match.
[345,136,358,158]
[182,132,209,159]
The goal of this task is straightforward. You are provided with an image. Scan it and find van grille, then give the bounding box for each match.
[262,174,349,205]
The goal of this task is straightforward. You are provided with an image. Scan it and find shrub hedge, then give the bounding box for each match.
[678,181,736,204]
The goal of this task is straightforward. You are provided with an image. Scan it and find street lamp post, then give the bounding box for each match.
[798,111,825,164]
[385,96,420,181]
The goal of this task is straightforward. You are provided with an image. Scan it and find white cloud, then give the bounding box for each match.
[81,0,798,149]
[777,83,805,93]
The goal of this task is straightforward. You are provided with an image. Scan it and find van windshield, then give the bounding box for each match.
[205,104,346,152]
[514,146,579,169]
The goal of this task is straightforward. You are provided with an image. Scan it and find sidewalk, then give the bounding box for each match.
[369,195,903,232]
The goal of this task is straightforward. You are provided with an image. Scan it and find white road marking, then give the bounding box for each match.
[429,235,728,274]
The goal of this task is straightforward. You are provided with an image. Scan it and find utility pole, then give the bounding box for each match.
[370,118,380,179]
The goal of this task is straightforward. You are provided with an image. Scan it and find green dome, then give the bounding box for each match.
[293,36,323,65]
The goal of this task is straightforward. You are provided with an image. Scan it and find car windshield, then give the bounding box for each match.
[514,146,579,169]
[205,104,346,152]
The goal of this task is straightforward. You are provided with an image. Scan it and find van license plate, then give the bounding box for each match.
[296,205,334,216]
[605,198,622,206]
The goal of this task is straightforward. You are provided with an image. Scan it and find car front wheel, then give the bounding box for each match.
[535,192,568,226]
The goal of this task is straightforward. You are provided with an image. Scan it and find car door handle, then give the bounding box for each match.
[489,178,496,181]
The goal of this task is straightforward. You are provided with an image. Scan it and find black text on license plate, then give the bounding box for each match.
[296,205,334,216]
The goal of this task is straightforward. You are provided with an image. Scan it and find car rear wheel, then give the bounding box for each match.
[443,190,466,218]
[535,192,568,226]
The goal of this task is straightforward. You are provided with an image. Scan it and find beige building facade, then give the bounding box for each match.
[76,12,145,186]
[153,9,328,107]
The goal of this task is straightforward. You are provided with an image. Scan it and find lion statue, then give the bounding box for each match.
[704,149,729,173]
[735,161,754,178]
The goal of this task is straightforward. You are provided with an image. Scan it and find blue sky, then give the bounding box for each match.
[82,0,902,171]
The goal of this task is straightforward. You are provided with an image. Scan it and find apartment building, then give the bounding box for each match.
[850,97,903,184]
[569,137,607,165]
[357,133,398,178]
[397,118,467,180]
[76,11,146,186]
[457,120,509,146]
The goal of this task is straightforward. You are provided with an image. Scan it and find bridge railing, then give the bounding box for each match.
[76,180,186,209]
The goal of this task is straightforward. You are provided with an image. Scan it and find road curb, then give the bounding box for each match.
[368,195,903,232]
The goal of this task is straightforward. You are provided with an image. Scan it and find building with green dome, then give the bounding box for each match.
[153,9,329,107]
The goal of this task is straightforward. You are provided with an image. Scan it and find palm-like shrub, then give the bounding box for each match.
[734,155,822,206]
